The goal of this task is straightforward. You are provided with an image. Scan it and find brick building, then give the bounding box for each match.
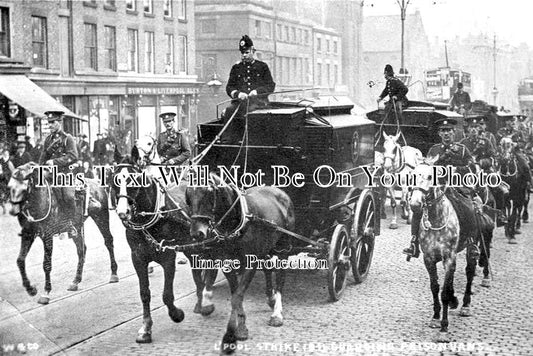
[0,0,200,150]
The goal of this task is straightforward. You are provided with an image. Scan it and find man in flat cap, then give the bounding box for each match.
[221,35,275,139]
[404,118,480,259]
[157,112,191,165]
[377,64,408,129]
[93,133,107,166]
[12,141,32,168]
[449,82,472,116]
[39,110,80,236]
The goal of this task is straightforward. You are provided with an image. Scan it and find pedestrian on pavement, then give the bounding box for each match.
[0,149,15,214]
[12,142,32,168]
[93,133,107,166]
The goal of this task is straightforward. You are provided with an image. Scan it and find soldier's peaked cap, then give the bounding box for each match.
[465,116,481,126]
[44,111,64,121]
[502,115,516,122]
[239,35,254,52]
[159,112,177,122]
[434,118,457,129]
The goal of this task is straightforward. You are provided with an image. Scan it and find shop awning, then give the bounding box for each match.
[0,75,84,120]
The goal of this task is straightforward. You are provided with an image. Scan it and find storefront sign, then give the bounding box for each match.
[126,87,200,95]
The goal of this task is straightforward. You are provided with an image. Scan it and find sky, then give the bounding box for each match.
[363,0,532,48]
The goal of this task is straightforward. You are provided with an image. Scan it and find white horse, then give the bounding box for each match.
[376,132,423,229]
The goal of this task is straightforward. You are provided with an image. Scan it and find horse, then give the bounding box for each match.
[410,158,485,338]
[498,137,529,243]
[186,173,295,354]
[113,142,219,344]
[8,162,118,304]
[376,132,423,229]
[475,185,495,288]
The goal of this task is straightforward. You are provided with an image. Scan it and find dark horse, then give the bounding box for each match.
[8,162,118,304]
[186,173,295,354]
[498,137,529,243]
[113,141,219,344]
[410,159,493,339]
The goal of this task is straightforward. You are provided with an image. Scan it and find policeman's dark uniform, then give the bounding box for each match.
[449,83,472,114]
[405,118,480,258]
[39,111,79,233]
[156,112,191,165]
[378,64,408,128]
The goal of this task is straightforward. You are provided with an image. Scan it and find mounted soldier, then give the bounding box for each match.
[404,118,481,259]
[497,116,532,187]
[156,112,191,166]
[39,110,79,236]
[478,116,498,151]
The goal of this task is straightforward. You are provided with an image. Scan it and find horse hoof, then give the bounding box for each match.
[67,283,79,291]
[37,296,50,305]
[508,239,518,244]
[389,223,398,229]
[148,266,154,274]
[235,325,249,341]
[481,278,491,288]
[450,297,459,309]
[201,304,215,316]
[220,335,237,355]
[109,274,119,283]
[429,319,440,329]
[434,332,451,343]
[515,230,522,234]
[136,333,152,343]
[169,308,185,323]
[459,307,472,317]
[268,316,283,327]
[267,296,276,309]
[27,286,38,297]
[193,302,202,314]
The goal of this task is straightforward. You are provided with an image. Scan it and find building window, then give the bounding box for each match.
[276,24,282,41]
[126,0,136,11]
[304,30,309,45]
[264,22,271,39]
[317,63,322,86]
[255,20,261,38]
[104,0,116,6]
[163,0,172,17]
[143,0,153,14]
[165,34,174,74]
[334,64,338,85]
[326,39,330,53]
[177,35,187,73]
[316,37,322,53]
[202,19,215,34]
[177,0,186,20]
[305,58,310,84]
[291,27,296,43]
[333,40,338,54]
[32,16,47,67]
[84,23,97,70]
[326,63,330,86]
[0,7,10,57]
[127,29,138,72]
[104,26,116,71]
[283,26,288,42]
[144,31,154,73]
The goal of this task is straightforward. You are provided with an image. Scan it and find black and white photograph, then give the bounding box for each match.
[0,0,532,355]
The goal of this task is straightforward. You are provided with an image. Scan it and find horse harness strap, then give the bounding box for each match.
[22,178,53,223]
[212,185,251,242]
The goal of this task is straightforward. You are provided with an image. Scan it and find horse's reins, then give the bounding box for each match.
[415,186,451,231]
[17,176,53,223]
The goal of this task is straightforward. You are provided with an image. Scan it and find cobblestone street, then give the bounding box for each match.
[1,205,531,356]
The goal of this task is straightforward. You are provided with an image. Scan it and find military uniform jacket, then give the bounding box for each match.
[39,130,78,171]
[226,60,275,100]
[379,77,408,103]
[460,136,495,160]
[428,142,474,177]
[480,130,498,150]
[157,129,191,165]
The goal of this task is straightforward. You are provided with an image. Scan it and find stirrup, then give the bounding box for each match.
[402,243,420,258]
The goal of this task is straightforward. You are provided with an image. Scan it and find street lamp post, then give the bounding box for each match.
[396,0,411,84]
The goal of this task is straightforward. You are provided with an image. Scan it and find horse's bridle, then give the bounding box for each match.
[11,172,52,222]
[136,137,157,166]
[383,143,405,173]
[498,153,517,177]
